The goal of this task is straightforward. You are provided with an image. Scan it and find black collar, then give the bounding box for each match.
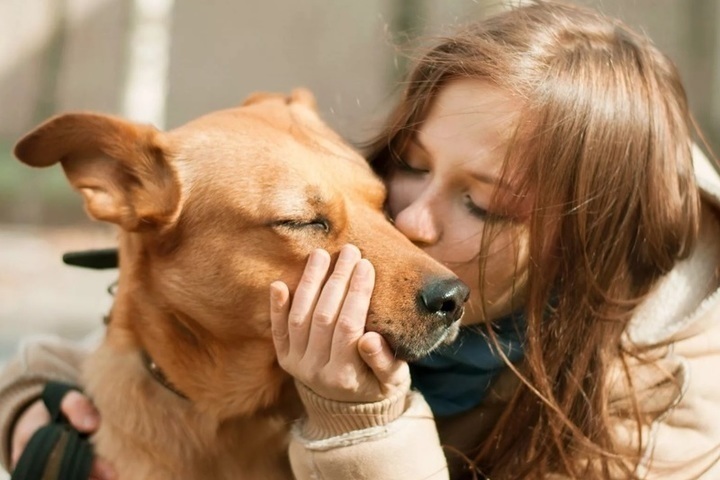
[141,351,189,400]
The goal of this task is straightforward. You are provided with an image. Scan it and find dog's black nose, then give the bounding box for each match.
[419,278,470,325]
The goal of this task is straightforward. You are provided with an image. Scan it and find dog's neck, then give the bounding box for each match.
[84,339,298,479]
[83,233,303,478]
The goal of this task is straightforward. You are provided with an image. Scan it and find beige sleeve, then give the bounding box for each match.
[289,381,449,480]
[0,330,101,470]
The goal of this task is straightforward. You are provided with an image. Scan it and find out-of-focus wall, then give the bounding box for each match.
[577,0,719,157]
[2,0,718,172]
[165,0,395,143]
[3,0,719,138]
[0,0,131,138]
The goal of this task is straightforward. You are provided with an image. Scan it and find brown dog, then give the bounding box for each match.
[14,89,469,479]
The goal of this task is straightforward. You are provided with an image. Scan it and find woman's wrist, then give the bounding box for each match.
[0,380,45,470]
[294,377,411,441]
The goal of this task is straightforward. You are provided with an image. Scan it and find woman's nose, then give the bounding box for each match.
[393,199,441,245]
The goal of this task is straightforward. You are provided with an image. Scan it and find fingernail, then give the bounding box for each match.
[269,282,280,299]
[361,334,382,355]
[354,259,372,277]
[340,244,360,260]
[82,413,98,429]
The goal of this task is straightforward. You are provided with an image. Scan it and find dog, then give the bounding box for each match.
[14,89,469,479]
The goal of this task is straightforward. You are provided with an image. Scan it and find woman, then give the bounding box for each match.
[270,1,720,478]
[4,2,720,478]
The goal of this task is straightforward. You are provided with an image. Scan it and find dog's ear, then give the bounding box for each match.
[14,113,181,231]
[241,88,318,112]
[288,88,318,111]
[241,91,285,106]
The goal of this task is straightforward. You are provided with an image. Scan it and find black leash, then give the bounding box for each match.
[11,382,94,480]
[62,248,118,270]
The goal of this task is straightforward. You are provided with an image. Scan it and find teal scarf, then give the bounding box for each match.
[409,313,525,417]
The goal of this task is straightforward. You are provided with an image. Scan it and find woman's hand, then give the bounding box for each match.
[11,392,116,480]
[270,244,409,403]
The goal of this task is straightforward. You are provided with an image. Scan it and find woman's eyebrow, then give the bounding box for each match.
[407,137,430,155]
[469,170,503,188]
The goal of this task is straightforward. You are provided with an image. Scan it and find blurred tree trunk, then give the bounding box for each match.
[122,0,175,128]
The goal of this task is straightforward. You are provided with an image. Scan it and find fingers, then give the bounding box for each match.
[358,332,409,391]
[286,249,331,357]
[270,280,291,359]
[330,259,375,360]
[12,392,102,468]
[305,245,362,364]
[60,390,100,432]
[12,395,113,479]
[271,246,406,403]
[11,399,49,467]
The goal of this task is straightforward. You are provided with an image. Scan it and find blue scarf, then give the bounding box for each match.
[409,313,525,417]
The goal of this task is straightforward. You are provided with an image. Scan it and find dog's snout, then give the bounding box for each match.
[419,278,470,324]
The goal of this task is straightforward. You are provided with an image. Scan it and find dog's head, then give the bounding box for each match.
[14,89,468,416]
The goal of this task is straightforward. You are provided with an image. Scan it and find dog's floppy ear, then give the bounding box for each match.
[14,113,181,231]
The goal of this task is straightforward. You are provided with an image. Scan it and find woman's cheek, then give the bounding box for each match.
[460,295,486,325]
[460,226,530,324]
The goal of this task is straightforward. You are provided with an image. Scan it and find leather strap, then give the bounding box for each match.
[10,382,94,480]
[62,249,118,270]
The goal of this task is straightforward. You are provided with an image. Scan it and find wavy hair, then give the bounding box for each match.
[366,1,701,478]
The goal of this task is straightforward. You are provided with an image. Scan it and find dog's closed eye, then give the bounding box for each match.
[271,217,330,233]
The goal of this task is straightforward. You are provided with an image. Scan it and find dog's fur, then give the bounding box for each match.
[14,89,468,479]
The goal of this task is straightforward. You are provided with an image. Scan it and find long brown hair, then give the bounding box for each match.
[367,1,701,478]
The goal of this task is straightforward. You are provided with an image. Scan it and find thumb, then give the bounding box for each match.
[61,390,100,432]
[358,332,409,388]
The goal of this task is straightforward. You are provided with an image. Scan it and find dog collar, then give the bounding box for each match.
[141,351,189,400]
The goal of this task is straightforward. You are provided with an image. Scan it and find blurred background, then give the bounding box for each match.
[0,0,718,371]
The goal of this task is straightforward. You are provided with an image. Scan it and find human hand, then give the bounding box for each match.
[11,392,116,480]
[270,244,409,403]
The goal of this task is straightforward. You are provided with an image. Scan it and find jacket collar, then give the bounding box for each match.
[627,146,720,346]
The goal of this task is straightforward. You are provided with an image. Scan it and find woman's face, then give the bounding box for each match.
[386,79,529,324]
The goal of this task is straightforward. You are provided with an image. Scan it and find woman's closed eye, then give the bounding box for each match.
[464,195,488,218]
[396,157,430,175]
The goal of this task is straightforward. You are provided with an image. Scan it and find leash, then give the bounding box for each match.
[11,382,94,480]
[62,248,118,270]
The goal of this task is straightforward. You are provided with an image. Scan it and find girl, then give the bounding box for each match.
[4,2,720,479]
[270,1,720,478]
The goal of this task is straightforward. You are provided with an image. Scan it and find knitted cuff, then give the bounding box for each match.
[0,377,47,471]
[295,378,411,441]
